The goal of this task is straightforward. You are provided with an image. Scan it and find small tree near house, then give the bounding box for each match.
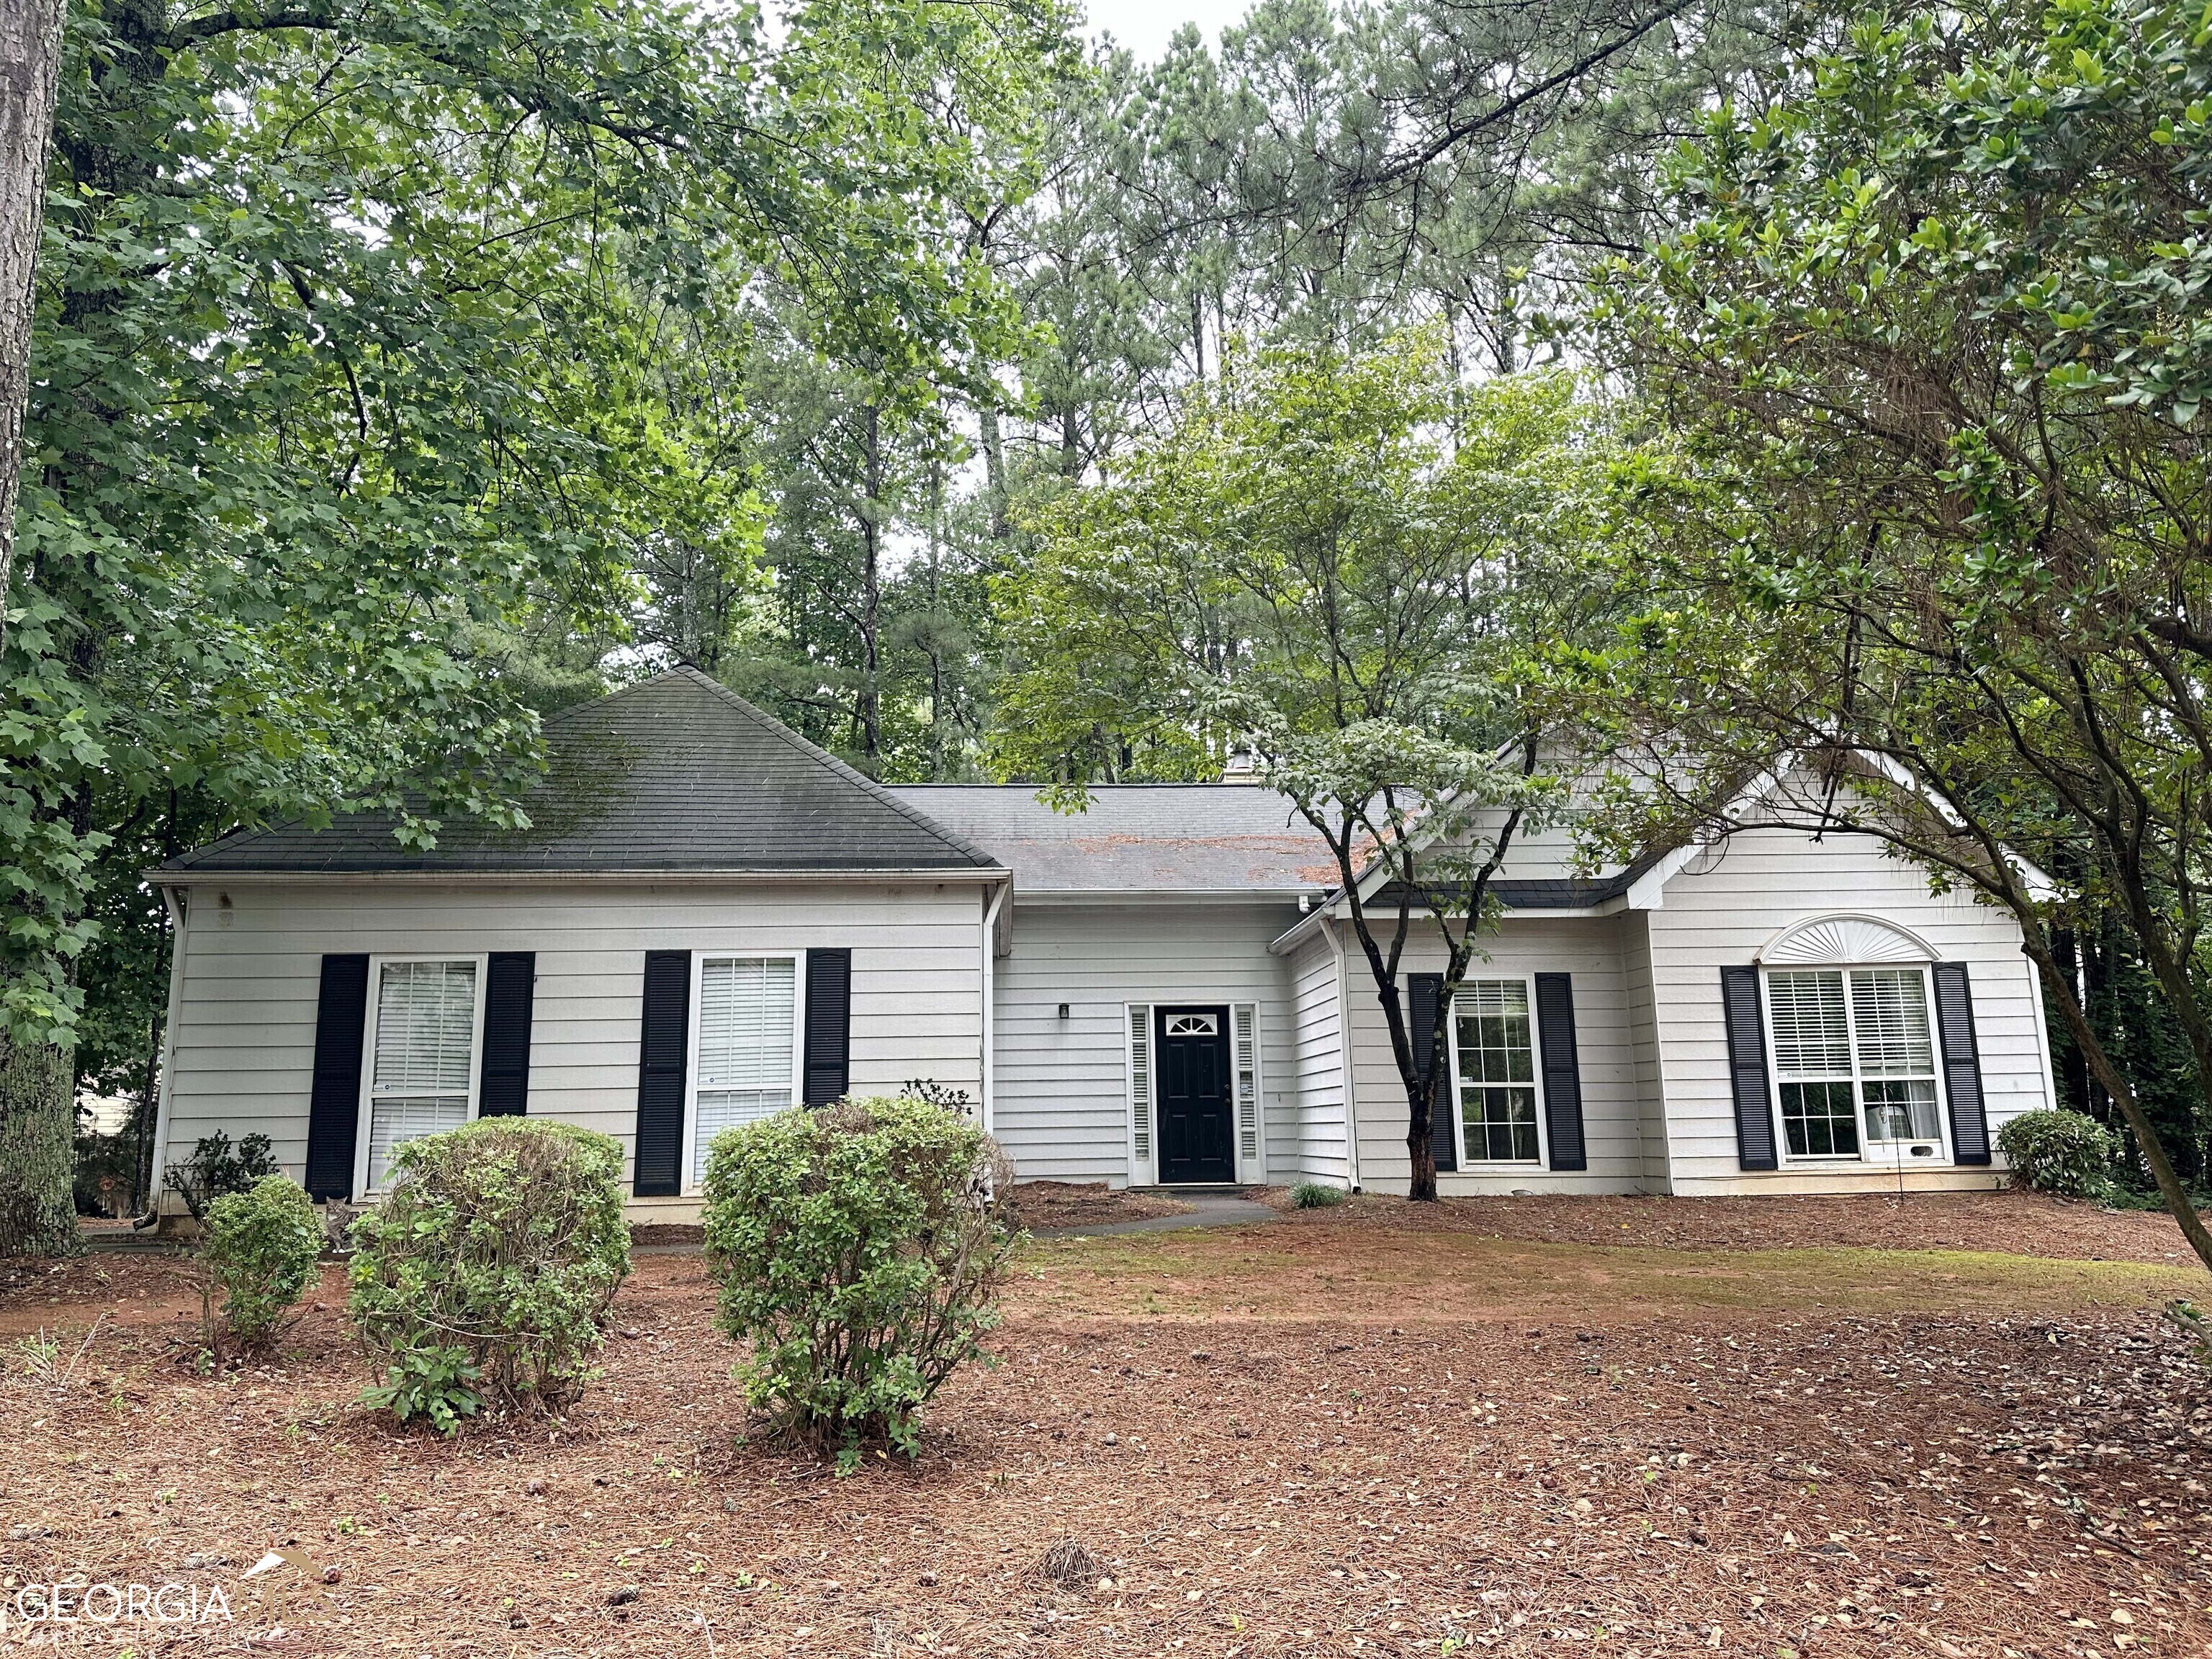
[997,336,1619,1197]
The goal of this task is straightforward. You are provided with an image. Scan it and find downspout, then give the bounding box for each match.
[139,884,189,1228]
[1321,915,1362,1192]
[980,881,1007,1134]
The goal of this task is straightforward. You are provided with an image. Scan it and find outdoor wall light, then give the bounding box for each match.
[1057,1002,1070,1020]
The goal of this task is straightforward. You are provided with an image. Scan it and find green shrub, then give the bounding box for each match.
[357,1336,482,1435]
[167,1132,277,1224]
[348,1118,629,1421]
[702,1095,1019,1471]
[1996,1107,2123,1200]
[200,1174,323,1347]
[1290,1182,1349,1210]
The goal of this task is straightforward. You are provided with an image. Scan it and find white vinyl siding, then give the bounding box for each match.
[1342,917,1641,1195]
[1644,809,2048,1193]
[1282,930,1349,1187]
[359,958,482,1193]
[688,955,799,1187]
[161,881,985,1198]
[991,902,1300,1187]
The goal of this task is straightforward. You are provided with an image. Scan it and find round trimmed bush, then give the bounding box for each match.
[702,1094,1019,1471]
[348,1118,629,1419]
[1996,1107,2122,1200]
[202,1174,323,1347]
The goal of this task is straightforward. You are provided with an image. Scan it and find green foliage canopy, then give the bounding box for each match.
[1578,0,2212,1259]
[7,0,1076,1043]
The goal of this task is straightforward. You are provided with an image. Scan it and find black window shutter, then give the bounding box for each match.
[305,954,371,1202]
[804,948,853,1106]
[1410,972,1455,1172]
[1720,966,1779,1172]
[1534,973,1588,1172]
[477,952,536,1118]
[633,950,691,1196]
[1933,961,1993,1165]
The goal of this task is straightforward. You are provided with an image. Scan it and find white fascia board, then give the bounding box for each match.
[1624,748,2061,909]
[149,866,1012,887]
[1269,891,1625,955]
[1849,750,2059,902]
[1013,887,1323,906]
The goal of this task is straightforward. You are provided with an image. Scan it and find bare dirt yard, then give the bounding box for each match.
[1,1192,2208,1658]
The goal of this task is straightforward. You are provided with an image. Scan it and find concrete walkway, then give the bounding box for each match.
[1029,1193,1282,1238]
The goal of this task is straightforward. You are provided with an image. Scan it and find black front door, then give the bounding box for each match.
[1155,1005,1235,1184]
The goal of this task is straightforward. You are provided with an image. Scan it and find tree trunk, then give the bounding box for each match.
[0,1025,78,1256]
[1058,403,1081,481]
[1405,1086,1439,1202]
[977,401,1010,544]
[2049,923,2092,1114]
[2023,931,2212,1274]
[0,0,61,647]
[855,402,883,768]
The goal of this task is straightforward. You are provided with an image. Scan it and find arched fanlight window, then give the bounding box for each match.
[1758,914,1935,967]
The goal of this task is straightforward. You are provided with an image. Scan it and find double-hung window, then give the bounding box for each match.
[1450,980,1542,1164]
[688,955,799,1187]
[359,958,483,1192]
[1766,966,1943,1160]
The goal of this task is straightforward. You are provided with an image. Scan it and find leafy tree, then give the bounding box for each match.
[997,336,1623,1197]
[1582,0,2212,1267]
[0,0,1076,1256]
[0,0,63,630]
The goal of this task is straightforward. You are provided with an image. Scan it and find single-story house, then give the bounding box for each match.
[148,667,2051,1216]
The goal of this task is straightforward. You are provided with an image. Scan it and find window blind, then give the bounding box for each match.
[372,961,478,1097]
[1128,1004,1151,1168]
[366,959,478,1190]
[1848,968,1935,1076]
[692,956,796,1185]
[1233,1003,1259,1163]
[1766,971,1851,1076]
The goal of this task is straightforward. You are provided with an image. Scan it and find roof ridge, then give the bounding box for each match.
[667,668,1001,871]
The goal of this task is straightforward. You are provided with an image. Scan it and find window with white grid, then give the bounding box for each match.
[692,956,796,1185]
[1765,966,1941,1159]
[1451,980,1540,1164]
[364,959,480,1191]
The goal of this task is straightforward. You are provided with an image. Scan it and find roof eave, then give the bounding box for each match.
[149,864,1010,886]
[1013,886,1325,904]
[1268,888,1631,955]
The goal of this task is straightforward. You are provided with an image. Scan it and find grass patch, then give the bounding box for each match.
[1014,1228,2202,1321]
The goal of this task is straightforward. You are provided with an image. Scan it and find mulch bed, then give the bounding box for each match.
[1011,1182,1196,1231]
[622,1184,1197,1252]
[0,1198,2206,1657]
[1259,1187,2203,1264]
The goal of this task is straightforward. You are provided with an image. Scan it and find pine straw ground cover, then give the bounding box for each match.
[0,1195,2207,1658]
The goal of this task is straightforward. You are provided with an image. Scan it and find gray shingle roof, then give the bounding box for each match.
[882,784,1338,895]
[156,668,1002,878]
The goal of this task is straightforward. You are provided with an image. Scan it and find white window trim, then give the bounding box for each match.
[1125,1002,1153,1186]
[1123,999,1263,1186]
[1232,1001,1264,1184]
[1761,962,1953,1170]
[680,948,807,1196]
[1444,973,1549,1171]
[354,953,490,1198]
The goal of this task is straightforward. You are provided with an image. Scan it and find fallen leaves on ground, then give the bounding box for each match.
[0,1192,2203,1658]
